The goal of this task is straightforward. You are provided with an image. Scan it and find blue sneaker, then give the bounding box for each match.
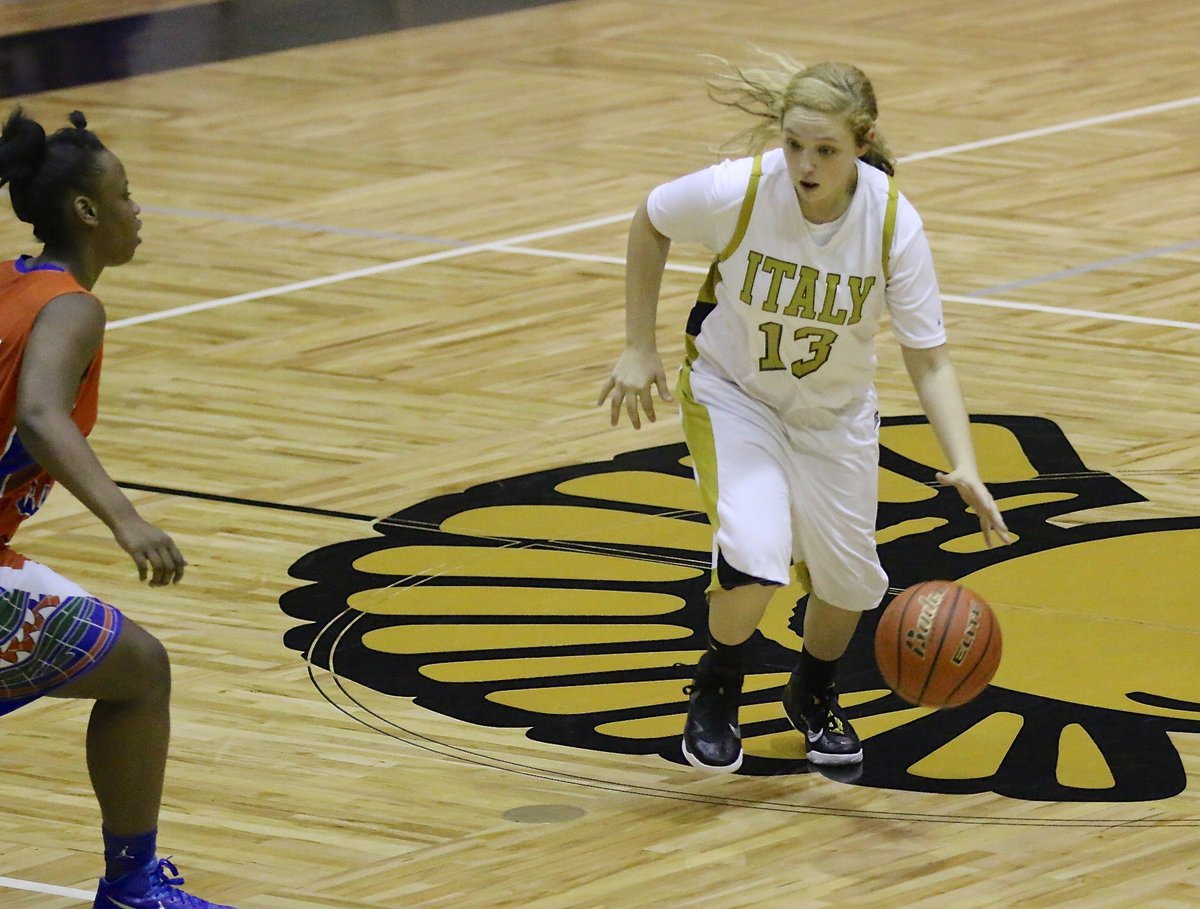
[94,857,235,908]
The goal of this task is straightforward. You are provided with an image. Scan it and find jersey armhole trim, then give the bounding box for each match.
[717,154,763,262]
[882,175,898,278]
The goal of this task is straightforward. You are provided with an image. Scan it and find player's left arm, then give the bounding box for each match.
[17,294,187,584]
[900,342,1012,548]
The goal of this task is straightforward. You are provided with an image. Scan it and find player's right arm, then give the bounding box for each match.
[597,199,674,429]
[16,292,186,585]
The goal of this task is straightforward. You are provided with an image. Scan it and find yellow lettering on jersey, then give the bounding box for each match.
[781,265,819,319]
[816,272,846,325]
[790,326,838,378]
[757,321,787,371]
[739,251,764,305]
[758,256,797,314]
[846,275,876,325]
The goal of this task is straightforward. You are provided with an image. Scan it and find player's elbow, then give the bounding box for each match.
[15,398,67,449]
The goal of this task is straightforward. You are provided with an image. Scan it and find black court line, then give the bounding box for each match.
[1,0,573,96]
[117,466,1200,527]
[116,480,374,523]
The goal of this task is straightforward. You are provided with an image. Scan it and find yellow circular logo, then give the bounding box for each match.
[282,415,1200,805]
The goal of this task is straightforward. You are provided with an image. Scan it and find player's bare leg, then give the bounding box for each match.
[708,583,776,646]
[50,619,235,908]
[51,618,170,836]
[801,593,861,660]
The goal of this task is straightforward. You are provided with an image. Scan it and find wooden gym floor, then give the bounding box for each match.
[0,1,1198,906]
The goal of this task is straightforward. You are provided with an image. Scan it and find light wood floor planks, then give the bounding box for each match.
[0,0,1198,906]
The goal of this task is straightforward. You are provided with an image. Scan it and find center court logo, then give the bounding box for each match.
[280,415,1200,803]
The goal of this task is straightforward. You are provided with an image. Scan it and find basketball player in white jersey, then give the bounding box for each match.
[598,55,1011,772]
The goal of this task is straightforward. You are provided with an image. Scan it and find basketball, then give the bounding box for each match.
[874,580,1002,708]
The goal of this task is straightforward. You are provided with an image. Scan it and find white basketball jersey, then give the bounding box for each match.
[648,149,946,423]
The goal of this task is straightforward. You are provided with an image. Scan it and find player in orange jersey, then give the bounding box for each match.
[0,108,234,909]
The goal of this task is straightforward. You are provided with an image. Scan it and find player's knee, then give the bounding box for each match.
[120,623,172,698]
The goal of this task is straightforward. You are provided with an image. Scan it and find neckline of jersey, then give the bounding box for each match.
[15,255,67,274]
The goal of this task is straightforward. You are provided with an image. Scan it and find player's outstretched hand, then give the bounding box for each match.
[597,347,674,429]
[936,468,1013,548]
[112,514,188,586]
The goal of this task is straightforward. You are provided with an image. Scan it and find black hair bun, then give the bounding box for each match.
[0,107,48,189]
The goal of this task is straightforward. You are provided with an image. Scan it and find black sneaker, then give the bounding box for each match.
[782,673,862,766]
[681,653,743,772]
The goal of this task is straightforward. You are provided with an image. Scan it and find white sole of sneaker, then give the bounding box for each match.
[806,748,863,766]
[681,738,744,773]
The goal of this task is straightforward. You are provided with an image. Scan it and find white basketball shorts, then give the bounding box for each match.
[678,358,889,612]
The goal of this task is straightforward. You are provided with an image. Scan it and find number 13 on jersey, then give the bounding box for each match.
[758,321,838,378]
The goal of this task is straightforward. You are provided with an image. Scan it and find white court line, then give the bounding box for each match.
[899,95,1200,162]
[0,875,92,901]
[107,93,1200,331]
[497,245,1200,331]
[941,294,1200,330]
[106,212,635,330]
[498,244,705,274]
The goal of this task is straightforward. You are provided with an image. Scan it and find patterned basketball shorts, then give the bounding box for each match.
[0,552,124,717]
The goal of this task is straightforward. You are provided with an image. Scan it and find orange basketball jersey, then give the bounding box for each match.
[0,258,103,551]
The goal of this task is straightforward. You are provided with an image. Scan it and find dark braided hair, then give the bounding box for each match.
[0,107,108,248]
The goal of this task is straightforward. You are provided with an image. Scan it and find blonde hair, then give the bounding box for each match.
[705,52,895,175]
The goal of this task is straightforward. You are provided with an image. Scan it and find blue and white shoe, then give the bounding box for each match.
[94,857,235,909]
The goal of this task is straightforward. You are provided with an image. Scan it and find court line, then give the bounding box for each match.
[139,204,475,247]
[940,294,1200,330]
[136,94,1200,247]
[105,212,634,330]
[0,876,92,901]
[132,212,1200,317]
[109,93,1200,331]
[499,245,694,271]
[497,244,1200,331]
[113,235,1200,333]
[899,95,1200,163]
[970,238,1200,297]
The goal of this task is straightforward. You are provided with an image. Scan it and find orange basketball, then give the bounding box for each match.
[874,580,1002,708]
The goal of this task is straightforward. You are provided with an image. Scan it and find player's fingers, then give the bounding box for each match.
[625,395,641,429]
[140,551,162,586]
[597,377,615,407]
[147,548,172,587]
[981,506,1011,547]
[609,391,624,426]
[166,542,187,584]
[991,514,1013,546]
[639,388,657,424]
[655,374,674,402]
